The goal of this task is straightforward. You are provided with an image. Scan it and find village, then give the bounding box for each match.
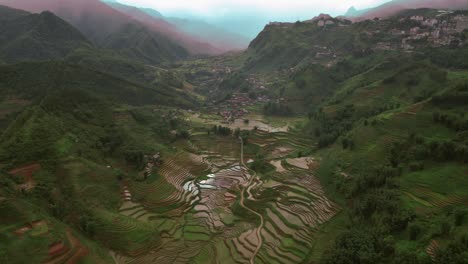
[268,10,468,54]
[399,12,468,50]
[215,93,271,123]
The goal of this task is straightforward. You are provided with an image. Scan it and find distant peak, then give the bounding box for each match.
[311,13,333,21]
[348,6,357,12]
[345,6,361,17]
[38,10,56,17]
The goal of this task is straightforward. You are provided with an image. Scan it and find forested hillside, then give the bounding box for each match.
[0,3,467,264]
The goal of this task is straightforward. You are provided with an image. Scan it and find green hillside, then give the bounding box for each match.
[102,23,189,64]
[0,6,92,63]
[176,8,468,263]
[0,5,467,264]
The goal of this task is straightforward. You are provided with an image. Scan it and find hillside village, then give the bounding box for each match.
[234,10,468,102]
[267,10,468,56]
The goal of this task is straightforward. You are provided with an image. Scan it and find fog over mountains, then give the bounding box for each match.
[346,0,468,19]
[1,0,467,54]
[0,0,249,53]
[116,0,468,40]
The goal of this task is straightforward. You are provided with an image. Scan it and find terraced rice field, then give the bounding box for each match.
[110,130,339,263]
[403,185,468,209]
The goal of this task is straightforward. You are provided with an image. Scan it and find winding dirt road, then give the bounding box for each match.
[238,137,264,264]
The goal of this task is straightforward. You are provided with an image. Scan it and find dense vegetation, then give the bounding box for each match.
[0,3,467,264]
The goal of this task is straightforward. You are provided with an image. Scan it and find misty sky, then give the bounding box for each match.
[116,0,392,38]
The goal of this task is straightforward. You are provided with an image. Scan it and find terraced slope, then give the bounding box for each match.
[108,129,339,263]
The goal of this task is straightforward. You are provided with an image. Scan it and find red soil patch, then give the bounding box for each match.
[405,102,425,114]
[0,98,31,118]
[113,112,131,121]
[65,230,89,264]
[45,230,89,264]
[8,163,41,191]
[4,97,31,105]
[48,241,67,257]
[356,86,385,99]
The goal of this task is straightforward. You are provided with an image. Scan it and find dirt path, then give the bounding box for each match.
[238,137,264,264]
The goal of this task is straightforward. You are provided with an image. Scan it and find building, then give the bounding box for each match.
[410,16,424,22]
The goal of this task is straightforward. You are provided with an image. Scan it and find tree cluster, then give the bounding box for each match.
[263,102,293,116]
[212,125,233,136]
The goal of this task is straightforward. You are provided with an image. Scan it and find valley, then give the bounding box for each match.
[107,112,339,264]
[0,1,468,264]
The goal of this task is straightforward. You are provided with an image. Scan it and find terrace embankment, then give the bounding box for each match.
[111,116,339,263]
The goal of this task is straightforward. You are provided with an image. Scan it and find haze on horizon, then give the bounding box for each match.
[116,0,392,38]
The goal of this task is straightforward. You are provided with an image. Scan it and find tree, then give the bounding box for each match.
[322,229,381,264]
[342,138,349,149]
[454,208,467,226]
[234,128,241,138]
[177,130,190,139]
[440,220,452,237]
[409,223,422,240]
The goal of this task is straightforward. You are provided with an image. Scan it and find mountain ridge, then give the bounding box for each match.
[345,0,468,20]
[0,5,92,63]
[0,0,192,63]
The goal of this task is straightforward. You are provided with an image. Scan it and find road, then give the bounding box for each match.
[238,137,264,264]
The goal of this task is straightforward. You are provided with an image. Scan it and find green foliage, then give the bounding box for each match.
[427,47,468,69]
[0,7,91,63]
[248,154,274,174]
[435,235,468,264]
[102,23,188,65]
[408,223,422,240]
[212,125,233,136]
[0,61,197,108]
[263,102,293,116]
[322,229,388,264]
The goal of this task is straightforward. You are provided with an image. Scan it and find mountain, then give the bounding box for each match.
[241,8,468,74]
[165,17,250,52]
[0,61,197,108]
[139,7,163,19]
[0,0,189,63]
[103,2,222,55]
[0,5,91,63]
[197,9,468,263]
[346,0,468,20]
[105,2,249,52]
[1,4,468,264]
[344,6,371,17]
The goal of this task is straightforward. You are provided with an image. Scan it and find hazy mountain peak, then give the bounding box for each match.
[311,13,333,21]
[345,6,360,17]
[345,0,468,19]
[139,7,163,18]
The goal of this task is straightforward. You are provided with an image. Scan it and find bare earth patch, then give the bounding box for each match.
[285,157,315,170]
[270,146,294,158]
[270,160,286,173]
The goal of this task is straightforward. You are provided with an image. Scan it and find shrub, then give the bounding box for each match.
[408,223,422,240]
[409,162,424,172]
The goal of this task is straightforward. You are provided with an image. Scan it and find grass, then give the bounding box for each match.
[401,163,468,197]
[92,209,162,254]
[307,212,348,262]
[61,158,121,210]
